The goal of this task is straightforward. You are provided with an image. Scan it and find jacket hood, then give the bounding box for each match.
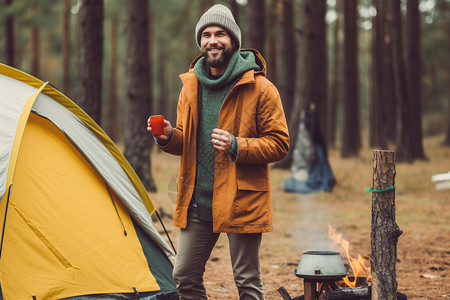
[188,48,267,77]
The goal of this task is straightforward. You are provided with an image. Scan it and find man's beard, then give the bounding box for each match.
[202,46,234,69]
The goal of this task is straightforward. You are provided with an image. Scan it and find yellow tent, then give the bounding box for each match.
[0,64,177,300]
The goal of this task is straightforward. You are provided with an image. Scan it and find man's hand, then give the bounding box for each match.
[147,117,173,143]
[211,128,232,152]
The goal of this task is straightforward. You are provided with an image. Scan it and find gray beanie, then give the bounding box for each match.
[195,4,241,49]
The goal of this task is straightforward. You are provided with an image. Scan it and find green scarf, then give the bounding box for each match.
[194,50,260,89]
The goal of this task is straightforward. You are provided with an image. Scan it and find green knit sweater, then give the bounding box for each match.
[192,50,260,221]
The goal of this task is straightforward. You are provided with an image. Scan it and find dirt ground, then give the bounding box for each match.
[150,135,450,300]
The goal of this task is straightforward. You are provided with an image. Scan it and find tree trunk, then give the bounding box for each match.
[406,0,426,159]
[266,0,278,84]
[228,0,240,28]
[328,0,342,148]
[62,0,71,96]
[75,0,104,124]
[180,1,196,67]
[295,1,328,150]
[279,0,296,124]
[276,0,327,169]
[445,0,450,146]
[157,49,169,120]
[370,150,403,300]
[108,15,120,142]
[125,0,156,192]
[30,13,40,78]
[370,0,377,148]
[446,60,450,144]
[341,0,360,158]
[245,0,266,56]
[446,100,450,145]
[390,1,413,163]
[74,5,80,70]
[382,0,397,144]
[371,0,388,149]
[4,0,15,67]
[156,13,170,123]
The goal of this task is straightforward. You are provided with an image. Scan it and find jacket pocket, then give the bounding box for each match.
[236,177,269,191]
[232,178,270,225]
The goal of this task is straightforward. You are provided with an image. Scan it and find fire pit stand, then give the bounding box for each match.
[294,250,347,300]
[297,274,344,299]
[278,249,408,299]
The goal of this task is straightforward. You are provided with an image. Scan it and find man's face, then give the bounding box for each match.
[200,25,235,70]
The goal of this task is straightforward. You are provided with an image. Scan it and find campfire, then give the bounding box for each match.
[277,151,407,299]
[277,225,407,300]
[327,224,371,288]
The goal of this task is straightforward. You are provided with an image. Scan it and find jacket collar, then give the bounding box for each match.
[178,48,266,120]
[180,48,265,87]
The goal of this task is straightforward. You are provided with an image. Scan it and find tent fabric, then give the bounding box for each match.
[283,144,336,193]
[283,108,336,194]
[31,90,170,255]
[0,64,177,300]
[1,114,160,298]
[0,67,172,256]
[0,74,41,200]
[131,220,176,293]
[0,65,156,218]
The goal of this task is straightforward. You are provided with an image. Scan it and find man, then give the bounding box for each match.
[147,4,289,299]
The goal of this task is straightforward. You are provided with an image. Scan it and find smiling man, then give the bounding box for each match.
[147,4,289,300]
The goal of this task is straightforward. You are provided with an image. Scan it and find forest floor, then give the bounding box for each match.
[149,134,450,300]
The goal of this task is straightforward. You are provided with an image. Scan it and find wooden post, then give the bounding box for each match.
[304,280,317,300]
[370,150,403,300]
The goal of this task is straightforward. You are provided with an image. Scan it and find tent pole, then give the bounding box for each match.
[155,210,177,255]
[0,184,13,260]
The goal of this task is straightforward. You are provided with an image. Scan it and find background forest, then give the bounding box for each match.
[1,1,450,299]
[1,0,449,190]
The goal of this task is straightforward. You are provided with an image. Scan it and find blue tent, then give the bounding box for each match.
[283,108,336,194]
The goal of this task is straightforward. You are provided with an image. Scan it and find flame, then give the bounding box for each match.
[328,224,371,287]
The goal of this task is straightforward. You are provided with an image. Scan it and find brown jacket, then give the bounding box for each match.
[161,49,289,233]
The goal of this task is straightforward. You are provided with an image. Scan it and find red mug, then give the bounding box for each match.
[150,115,164,136]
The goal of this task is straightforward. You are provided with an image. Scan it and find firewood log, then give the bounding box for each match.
[291,286,407,300]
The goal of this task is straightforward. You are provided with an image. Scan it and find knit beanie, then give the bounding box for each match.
[195,4,241,49]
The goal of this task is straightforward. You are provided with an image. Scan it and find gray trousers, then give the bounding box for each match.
[172,207,265,300]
